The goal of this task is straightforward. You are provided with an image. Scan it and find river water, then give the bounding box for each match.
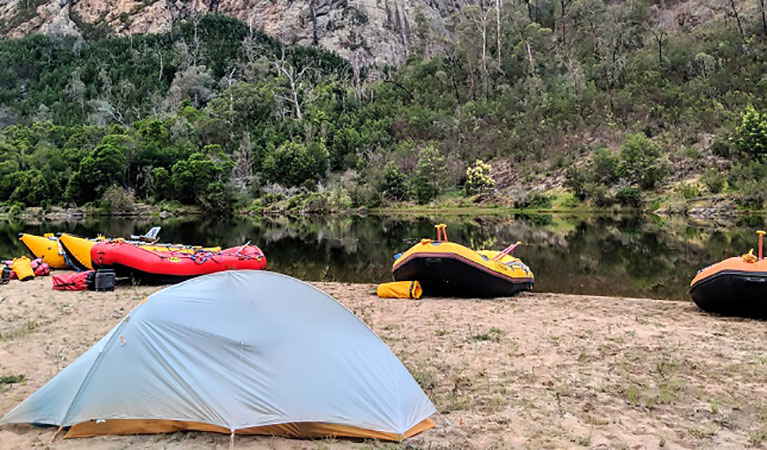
[1,213,763,300]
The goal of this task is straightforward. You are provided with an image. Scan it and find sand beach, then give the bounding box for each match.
[0,276,765,449]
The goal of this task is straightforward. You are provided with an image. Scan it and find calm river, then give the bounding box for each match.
[1,213,763,300]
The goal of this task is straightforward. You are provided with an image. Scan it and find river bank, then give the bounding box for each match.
[0,213,761,300]
[0,187,759,222]
[0,276,765,449]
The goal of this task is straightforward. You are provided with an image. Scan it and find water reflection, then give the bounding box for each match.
[1,213,763,300]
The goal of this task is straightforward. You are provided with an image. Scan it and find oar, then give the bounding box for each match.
[492,241,522,262]
[235,241,251,256]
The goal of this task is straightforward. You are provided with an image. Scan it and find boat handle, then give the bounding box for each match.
[425,258,442,266]
[745,277,767,284]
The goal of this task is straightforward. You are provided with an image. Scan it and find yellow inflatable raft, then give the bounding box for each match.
[58,234,104,270]
[392,224,534,297]
[17,233,68,269]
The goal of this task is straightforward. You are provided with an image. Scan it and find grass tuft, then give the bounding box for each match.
[468,327,504,343]
[0,374,25,384]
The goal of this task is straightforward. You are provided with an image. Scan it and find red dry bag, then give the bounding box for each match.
[31,258,50,276]
[52,271,94,291]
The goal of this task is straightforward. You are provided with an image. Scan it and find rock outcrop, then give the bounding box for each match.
[0,0,455,65]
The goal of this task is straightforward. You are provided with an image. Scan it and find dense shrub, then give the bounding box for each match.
[737,180,767,209]
[380,162,409,201]
[515,191,552,209]
[349,183,383,208]
[564,166,588,200]
[728,160,767,191]
[5,170,50,206]
[619,133,668,190]
[701,168,725,194]
[413,145,447,204]
[592,148,619,184]
[735,105,767,156]
[101,185,136,212]
[152,167,171,200]
[680,183,700,199]
[262,141,329,187]
[197,181,237,213]
[583,183,612,207]
[616,187,641,207]
[710,138,731,157]
[464,159,496,196]
[66,144,126,203]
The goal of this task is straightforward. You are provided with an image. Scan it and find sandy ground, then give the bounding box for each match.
[1,276,766,449]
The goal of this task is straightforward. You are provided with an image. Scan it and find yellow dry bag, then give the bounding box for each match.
[377,280,423,299]
[12,256,34,282]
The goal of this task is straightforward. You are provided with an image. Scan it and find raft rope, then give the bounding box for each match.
[140,242,262,265]
[104,240,263,267]
[743,249,758,264]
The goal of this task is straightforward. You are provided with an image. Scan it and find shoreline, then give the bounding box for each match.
[1,277,764,449]
[1,205,763,222]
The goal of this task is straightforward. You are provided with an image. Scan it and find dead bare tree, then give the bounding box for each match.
[273,48,312,120]
[495,0,502,66]
[350,52,364,100]
[559,0,573,46]
[232,132,254,188]
[461,2,493,98]
[190,15,203,67]
[226,67,236,114]
[523,0,534,22]
[507,9,537,79]
[760,0,767,37]
[728,0,746,42]
[644,7,674,72]
[647,24,668,70]
[156,50,164,81]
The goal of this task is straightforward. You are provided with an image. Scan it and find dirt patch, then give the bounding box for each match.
[0,276,765,449]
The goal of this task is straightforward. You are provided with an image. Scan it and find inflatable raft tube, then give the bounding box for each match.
[58,234,101,270]
[17,233,68,269]
[91,241,267,283]
[59,234,223,272]
[392,228,534,298]
[690,256,767,317]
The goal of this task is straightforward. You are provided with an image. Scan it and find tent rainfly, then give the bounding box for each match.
[0,271,436,440]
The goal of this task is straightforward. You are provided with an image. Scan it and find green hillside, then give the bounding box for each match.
[0,5,766,214]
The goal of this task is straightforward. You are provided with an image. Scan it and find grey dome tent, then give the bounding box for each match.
[1,271,436,440]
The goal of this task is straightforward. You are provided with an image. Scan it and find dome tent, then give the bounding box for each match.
[0,271,436,440]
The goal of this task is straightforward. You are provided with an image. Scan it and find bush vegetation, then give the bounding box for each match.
[1,8,767,212]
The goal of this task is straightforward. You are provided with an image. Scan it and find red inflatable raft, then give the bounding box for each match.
[91,241,266,283]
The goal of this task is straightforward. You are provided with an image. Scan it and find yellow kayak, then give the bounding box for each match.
[17,233,69,269]
[58,234,222,271]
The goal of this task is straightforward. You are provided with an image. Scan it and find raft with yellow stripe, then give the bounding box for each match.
[392,224,534,298]
[690,231,767,317]
[17,233,69,269]
[58,233,222,272]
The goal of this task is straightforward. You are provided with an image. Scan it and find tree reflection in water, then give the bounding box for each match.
[0,213,762,300]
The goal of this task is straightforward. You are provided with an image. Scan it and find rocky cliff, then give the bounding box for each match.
[0,0,456,65]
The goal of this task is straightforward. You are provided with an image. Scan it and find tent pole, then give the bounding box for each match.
[50,426,64,443]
